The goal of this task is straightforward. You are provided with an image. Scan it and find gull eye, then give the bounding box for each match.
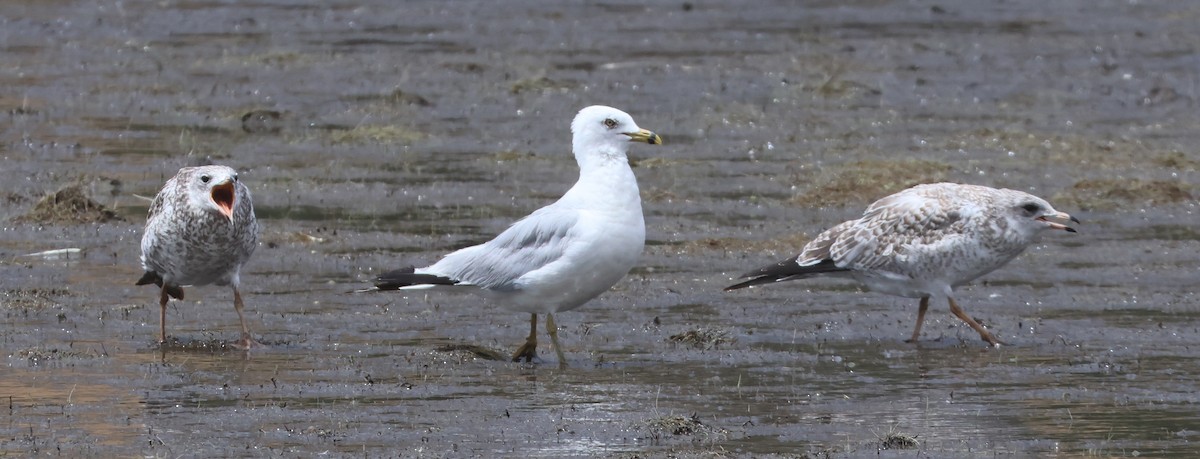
[603,118,618,129]
[1020,203,1041,214]
[233,174,239,182]
[200,174,211,184]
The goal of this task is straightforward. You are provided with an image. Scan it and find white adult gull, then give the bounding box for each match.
[137,165,260,349]
[725,183,1078,347]
[368,105,661,366]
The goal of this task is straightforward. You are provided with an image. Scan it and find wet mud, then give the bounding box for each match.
[2,0,1199,457]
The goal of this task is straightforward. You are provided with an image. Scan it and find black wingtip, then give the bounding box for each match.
[723,258,847,292]
[723,272,799,291]
[136,271,184,299]
[723,279,763,292]
[135,271,160,287]
[373,266,459,290]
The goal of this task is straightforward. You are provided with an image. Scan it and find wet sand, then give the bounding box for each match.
[2,0,1199,457]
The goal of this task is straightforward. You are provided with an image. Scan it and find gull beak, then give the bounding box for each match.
[1037,211,1079,233]
[211,181,236,221]
[625,128,662,145]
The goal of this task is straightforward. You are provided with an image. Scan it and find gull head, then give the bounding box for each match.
[184,165,241,222]
[1000,190,1079,238]
[571,106,661,164]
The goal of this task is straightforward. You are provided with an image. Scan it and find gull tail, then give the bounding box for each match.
[136,271,184,299]
[367,266,461,291]
[723,257,848,291]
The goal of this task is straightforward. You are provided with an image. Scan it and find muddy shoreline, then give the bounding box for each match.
[2,1,1199,457]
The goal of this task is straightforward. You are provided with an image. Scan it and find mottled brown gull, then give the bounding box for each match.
[365,105,661,367]
[137,165,260,349]
[725,182,1078,347]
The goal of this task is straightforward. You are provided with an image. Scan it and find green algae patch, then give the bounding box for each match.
[484,150,537,162]
[510,76,574,94]
[13,347,107,363]
[15,184,124,225]
[668,327,734,350]
[1055,178,1193,211]
[877,430,919,451]
[793,159,953,208]
[1,288,67,312]
[432,343,509,362]
[639,413,729,442]
[327,124,426,145]
[1153,151,1200,171]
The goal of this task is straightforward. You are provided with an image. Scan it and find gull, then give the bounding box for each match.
[137,165,260,349]
[725,183,1078,347]
[368,105,661,366]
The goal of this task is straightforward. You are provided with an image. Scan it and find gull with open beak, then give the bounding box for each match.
[725,182,1078,347]
[137,165,260,349]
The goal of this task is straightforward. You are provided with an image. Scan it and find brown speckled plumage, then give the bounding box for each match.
[138,165,259,348]
[726,183,1078,347]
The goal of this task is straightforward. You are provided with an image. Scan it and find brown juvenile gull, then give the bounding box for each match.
[365,105,661,367]
[137,165,260,349]
[725,183,1078,347]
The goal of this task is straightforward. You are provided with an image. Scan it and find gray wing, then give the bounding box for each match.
[144,173,181,224]
[140,177,180,271]
[233,181,259,262]
[825,185,968,271]
[424,206,580,290]
[795,220,856,266]
[145,191,167,223]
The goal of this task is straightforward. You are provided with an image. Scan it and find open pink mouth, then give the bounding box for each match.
[211,182,236,220]
[1036,213,1079,233]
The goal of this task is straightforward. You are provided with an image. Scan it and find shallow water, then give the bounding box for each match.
[2,0,1199,457]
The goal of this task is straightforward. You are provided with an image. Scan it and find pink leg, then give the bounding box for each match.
[232,286,259,350]
[159,286,170,344]
[905,297,930,343]
[947,297,1002,347]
